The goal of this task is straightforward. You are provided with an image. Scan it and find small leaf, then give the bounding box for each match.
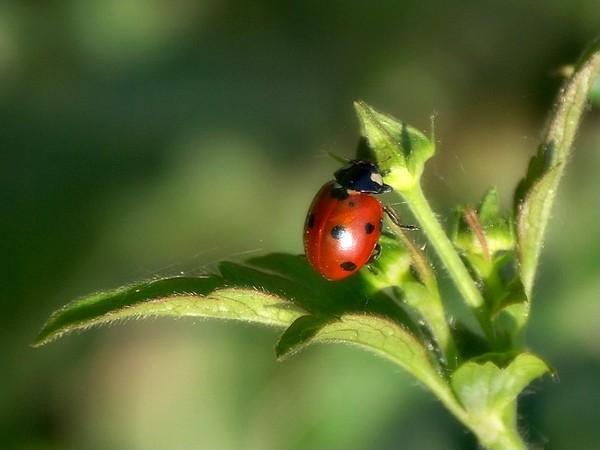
[381,210,437,291]
[354,101,435,191]
[451,189,527,346]
[452,352,549,412]
[451,353,550,448]
[452,188,515,267]
[515,38,600,297]
[477,189,516,255]
[359,232,413,290]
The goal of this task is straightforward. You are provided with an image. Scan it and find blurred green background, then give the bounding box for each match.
[2,1,599,449]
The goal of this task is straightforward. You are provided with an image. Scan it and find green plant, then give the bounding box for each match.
[35,37,600,449]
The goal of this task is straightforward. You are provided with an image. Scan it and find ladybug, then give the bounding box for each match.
[304,161,391,280]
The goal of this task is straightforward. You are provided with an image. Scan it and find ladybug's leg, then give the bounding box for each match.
[365,208,418,276]
[383,206,418,230]
[365,244,382,276]
[367,243,382,264]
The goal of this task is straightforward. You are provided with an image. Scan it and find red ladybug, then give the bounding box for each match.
[304,161,391,280]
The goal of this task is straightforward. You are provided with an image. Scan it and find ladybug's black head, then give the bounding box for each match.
[334,160,392,194]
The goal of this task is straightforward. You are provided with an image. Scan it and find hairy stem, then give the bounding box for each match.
[401,184,497,345]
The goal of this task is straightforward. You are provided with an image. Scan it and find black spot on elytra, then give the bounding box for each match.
[330,187,349,200]
[340,261,357,272]
[348,201,355,207]
[306,213,315,229]
[331,225,347,240]
[365,222,375,234]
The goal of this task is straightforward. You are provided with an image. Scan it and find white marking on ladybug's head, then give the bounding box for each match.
[370,172,384,187]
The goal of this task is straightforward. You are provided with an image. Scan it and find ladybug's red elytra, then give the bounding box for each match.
[304,161,391,280]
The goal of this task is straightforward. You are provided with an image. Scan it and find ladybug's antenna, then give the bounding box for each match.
[326,151,351,165]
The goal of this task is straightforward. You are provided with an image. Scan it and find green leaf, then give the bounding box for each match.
[452,188,515,267]
[276,313,456,405]
[515,37,600,297]
[354,101,435,191]
[451,353,550,449]
[34,275,307,347]
[33,253,320,346]
[35,253,421,347]
[452,353,549,412]
[477,189,516,255]
[359,232,413,290]
[450,188,527,347]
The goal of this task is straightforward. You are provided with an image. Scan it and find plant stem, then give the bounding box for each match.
[471,421,528,450]
[386,210,459,369]
[427,379,527,450]
[401,184,497,344]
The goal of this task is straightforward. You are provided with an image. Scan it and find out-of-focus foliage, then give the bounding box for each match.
[2,1,598,449]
